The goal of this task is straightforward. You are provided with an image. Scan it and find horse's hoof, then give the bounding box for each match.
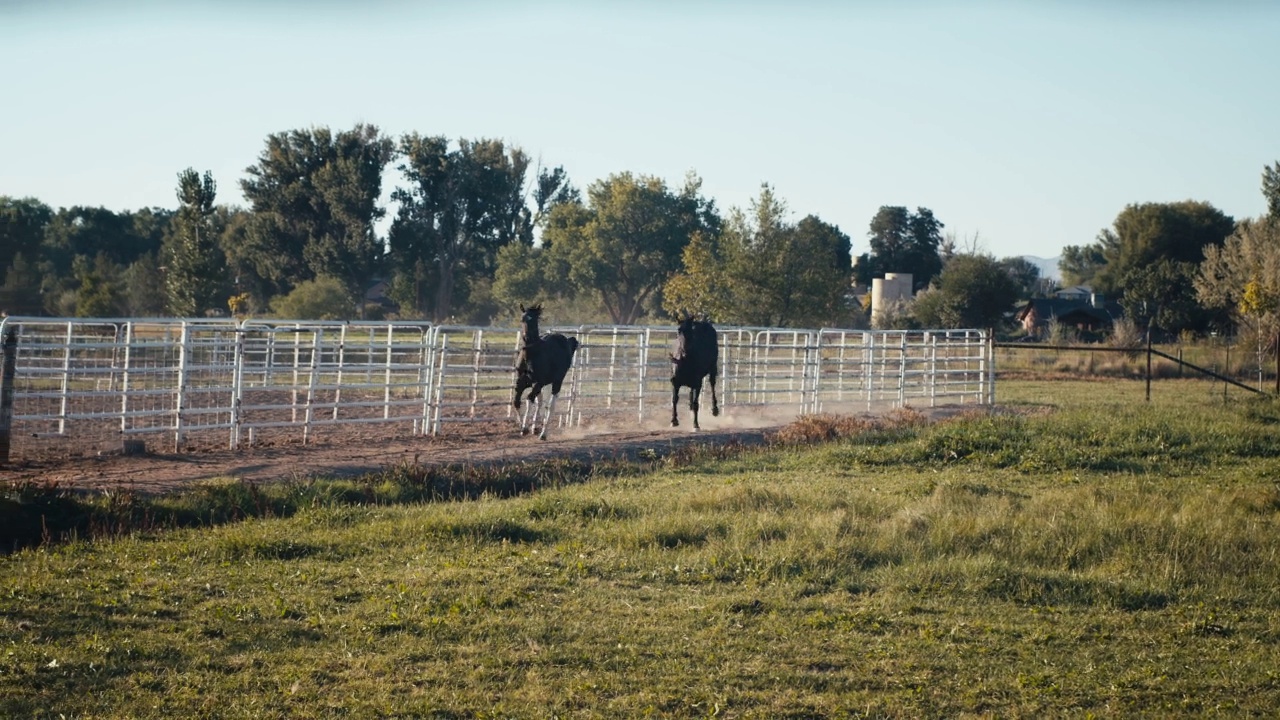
[671,420,679,428]
[712,408,720,417]
[520,428,530,436]
[538,433,548,441]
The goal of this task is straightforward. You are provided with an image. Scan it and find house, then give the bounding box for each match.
[364,279,400,314]
[1054,285,1094,302]
[1015,287,1124,337]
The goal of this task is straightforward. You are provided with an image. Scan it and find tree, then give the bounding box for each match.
[240,124,396,308]
[388,136,564,321]
[542,172,720,324]
[853,206,944,292]
[39,205,162,281]
[0,253,43,315]
[661,231,736,322]
[491,242,551,310]
[268,276,356,320]
[1090,201,1234,296]
[1059,236,1113,287]
[663,185,853,327]
[72,253,126,317]
[164,168,225,316]
[128,207,175,260]
[1263,161,1280,220]
[122,253,167,317]
[998,256,1041,300]
[1196,218,1280,346]
[1119,259,1209,335]
[0,197,52,286]
[912,253,1019,329]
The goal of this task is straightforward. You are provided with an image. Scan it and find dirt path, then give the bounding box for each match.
[0,403,981,496]
[0,409,793,495]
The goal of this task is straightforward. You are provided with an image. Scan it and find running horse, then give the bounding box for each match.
[670,314,720,430]
[512,303,580,439]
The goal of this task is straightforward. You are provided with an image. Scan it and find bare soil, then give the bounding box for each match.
[0,403,978,496]
[0,407,800,496]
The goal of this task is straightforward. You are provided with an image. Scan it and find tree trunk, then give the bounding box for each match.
[434,258,455,322]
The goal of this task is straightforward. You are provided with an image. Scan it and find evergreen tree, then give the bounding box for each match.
[164,169,225,316]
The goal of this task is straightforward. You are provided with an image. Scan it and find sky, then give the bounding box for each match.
[2,0,1277,267]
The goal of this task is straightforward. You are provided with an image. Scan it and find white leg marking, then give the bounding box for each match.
[539,393,557,440]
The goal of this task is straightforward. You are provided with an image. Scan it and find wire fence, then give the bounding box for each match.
[0,316,993,461]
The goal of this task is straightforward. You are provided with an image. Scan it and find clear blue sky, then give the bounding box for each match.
[2,0,1276,263]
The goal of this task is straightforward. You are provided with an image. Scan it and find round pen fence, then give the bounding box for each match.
[0,317,993,462]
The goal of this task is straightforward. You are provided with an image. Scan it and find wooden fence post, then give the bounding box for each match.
[0,327,17,464]
[1145,327,1152,403]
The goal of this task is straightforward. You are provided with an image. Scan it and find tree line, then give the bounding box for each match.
[1058,163,1280,347]
[3,122,1276,343]
[0,123,958,328]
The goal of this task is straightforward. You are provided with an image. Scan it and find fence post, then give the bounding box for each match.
[229,325,246,450]
[174,322,190,452]
[986,328,996,406]
[0,327,17,464]
[1145,327,1153,402]
[119,322,134,433]
[303,328,322,445]
[58,322,73,435]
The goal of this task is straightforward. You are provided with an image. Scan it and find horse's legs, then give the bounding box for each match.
[690,381,702,431]
[538,392,558,440]
[513,374,530,411]
[709,370,720,417]
[539,376,570,440]
[520,386,542,436]
[670,383,681,427]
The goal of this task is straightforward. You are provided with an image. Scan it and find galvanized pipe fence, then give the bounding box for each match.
[0,316,992,461]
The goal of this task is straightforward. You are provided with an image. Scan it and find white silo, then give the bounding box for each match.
[870,273,913,326]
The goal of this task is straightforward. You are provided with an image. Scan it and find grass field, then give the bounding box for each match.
[3,378,1280,718]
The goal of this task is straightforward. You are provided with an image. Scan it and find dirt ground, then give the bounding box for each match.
[0,406,804,496]
[0,403,979,496]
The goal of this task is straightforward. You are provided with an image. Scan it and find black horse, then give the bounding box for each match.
[671,315,720,430]
[513,303,580,439]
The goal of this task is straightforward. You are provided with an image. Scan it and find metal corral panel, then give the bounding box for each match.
[0,317,992,461]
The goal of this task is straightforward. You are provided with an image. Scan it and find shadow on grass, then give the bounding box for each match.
[0,440,761,554]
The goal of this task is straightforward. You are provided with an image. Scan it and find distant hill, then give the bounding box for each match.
[1023,255,1061,282]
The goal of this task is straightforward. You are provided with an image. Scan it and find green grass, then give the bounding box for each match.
[4,380,1280,717]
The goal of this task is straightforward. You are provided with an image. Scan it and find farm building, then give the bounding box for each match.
[1015,287,1125,337]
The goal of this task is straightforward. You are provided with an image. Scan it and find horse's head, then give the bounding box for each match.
[519,303,544,347]
[673,314,697,361]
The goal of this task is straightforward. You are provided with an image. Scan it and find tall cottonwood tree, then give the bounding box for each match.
[540,172,719,325]
[853,206,945,292]
[164,168,223,316]
[1058,201,1235,334]
[1091,201,1235,297]
[661,232,735,322]
[240,124,395,310]
[389,136,568,320]
[663,186,853,327]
